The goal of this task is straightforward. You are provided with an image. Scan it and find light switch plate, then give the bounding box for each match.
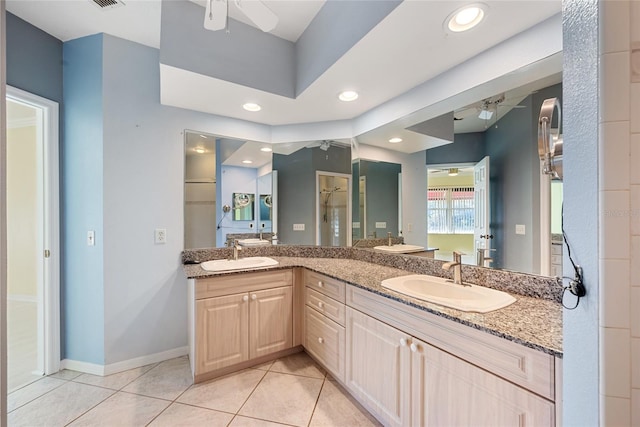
[375,222,387,228]
[352,222,360,229]
[87,230,95,246]
[515,224,526,235]
[293,224,305,231]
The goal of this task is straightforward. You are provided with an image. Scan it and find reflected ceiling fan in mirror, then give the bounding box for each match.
[305,140,349,151]
[454,93,528,130]
[204,0,279,32]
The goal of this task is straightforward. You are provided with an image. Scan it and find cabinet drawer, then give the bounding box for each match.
[305,306,345,382]
[304,270,345,303]
[196,269,292,299]
[347,285,555,400]
[306,287,345,326]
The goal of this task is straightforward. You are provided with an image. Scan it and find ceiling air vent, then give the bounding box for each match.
[90,0,126,10]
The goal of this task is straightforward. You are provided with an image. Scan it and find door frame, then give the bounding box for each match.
[7,86,60,375]
[315,171,352,246]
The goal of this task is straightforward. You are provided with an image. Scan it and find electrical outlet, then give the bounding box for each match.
[375,222,387,229]
[407,223,413,232]
[87,230,95,246]
[293,223,305,231]
[155,228,167,244]
[515,224,526,235]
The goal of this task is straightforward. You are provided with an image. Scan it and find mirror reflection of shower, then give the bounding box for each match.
[317,172,351,246]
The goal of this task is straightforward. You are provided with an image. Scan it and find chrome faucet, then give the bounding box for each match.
[387,232,393,246]
[442,251,466,286]
[232,239,242,261]
[477,248,496,267]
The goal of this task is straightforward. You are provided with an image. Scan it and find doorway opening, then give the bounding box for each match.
[316,172,352,246]
[6,87,60,391]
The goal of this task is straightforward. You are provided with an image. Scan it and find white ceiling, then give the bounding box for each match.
[7,0,562,155]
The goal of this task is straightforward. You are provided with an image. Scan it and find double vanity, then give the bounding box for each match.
[183,246,562,426]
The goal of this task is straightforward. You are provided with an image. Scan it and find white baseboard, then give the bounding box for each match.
[61,346,189,377]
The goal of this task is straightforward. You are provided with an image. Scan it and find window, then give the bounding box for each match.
[427,186,475,234]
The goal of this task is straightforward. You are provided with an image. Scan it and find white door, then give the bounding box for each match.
[6,87,60,390]
[473,156,491,260]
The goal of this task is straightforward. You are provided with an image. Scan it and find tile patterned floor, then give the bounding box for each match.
[7,352,381,427]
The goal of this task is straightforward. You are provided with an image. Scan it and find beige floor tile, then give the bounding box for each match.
[149,402,235,427]
[239,372,323,427]
[122,357,192,400]
[73,363,156,390]
[48,369,83,381]
[230,415,294,427]
[69,391,170,426]
[7,377,67,412]
[7,381,114,427]
[178,368,266,413]
[269,352,325,379]
[309,380,381,427]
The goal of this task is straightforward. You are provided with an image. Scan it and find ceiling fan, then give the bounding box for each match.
[204,0,278,33]
[305,140,349,151]
[454,93,527,122]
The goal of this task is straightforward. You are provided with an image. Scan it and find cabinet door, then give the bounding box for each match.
[305,306,345,382]
[345,307,410,427]
[249,286,293,359]
[196,292,249,374]
[412,339,555,427]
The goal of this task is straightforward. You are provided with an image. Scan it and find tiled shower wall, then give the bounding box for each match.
[600,1,640,425]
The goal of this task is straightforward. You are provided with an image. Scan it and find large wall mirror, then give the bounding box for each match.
[183,53,562,278]
[183,131,275,249]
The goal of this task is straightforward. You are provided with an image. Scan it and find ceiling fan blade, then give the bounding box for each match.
[234,0,278,32]
[204,0,227,31]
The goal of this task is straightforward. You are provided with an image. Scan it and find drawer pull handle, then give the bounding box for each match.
[242,295,249,302]
[318,337,324,344]
[317,302,324,309]
[318,281,324,288]
[251,294,257,301]
[400,338,409,347]
[410,343,418,353]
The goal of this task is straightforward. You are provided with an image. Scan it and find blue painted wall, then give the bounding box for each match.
[6,12,63,104]
[62,34,105,364]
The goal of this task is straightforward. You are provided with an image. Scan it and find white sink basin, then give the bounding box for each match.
[237,238,271,247]
[200,257,279,272]
[373,244,425,254]
[381,274,516,313]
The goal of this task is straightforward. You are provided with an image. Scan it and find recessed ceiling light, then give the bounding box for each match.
[338,91,359,102]
[242,160,253,164]
[195,147,206,154]
[446,4,486,33]
[243,103,261,112]
[389,137,403,143]
[260,147,273,152]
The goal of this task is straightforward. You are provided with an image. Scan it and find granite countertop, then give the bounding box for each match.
[183,255,563,357]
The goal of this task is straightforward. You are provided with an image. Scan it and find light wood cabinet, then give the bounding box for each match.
[249,286,293,359]
[346,305,555,427]
[345,307,410,427]
[196,292,249,373]
[303,270,346,382]
[192,270,293,380]
[411,337,554,427]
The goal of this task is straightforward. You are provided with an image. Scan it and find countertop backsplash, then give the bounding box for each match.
[182,245,563,303]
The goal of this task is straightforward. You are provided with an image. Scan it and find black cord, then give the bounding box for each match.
[561,202,586,309]
[216,210,229,229]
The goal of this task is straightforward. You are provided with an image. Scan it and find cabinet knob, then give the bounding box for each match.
[317,302,324,309]
[318,337,324,344]
[400,338,409,347]
[242,295,249,302]
[251,294,257,301]
[317,281,324,288]
[410,343,418,353]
